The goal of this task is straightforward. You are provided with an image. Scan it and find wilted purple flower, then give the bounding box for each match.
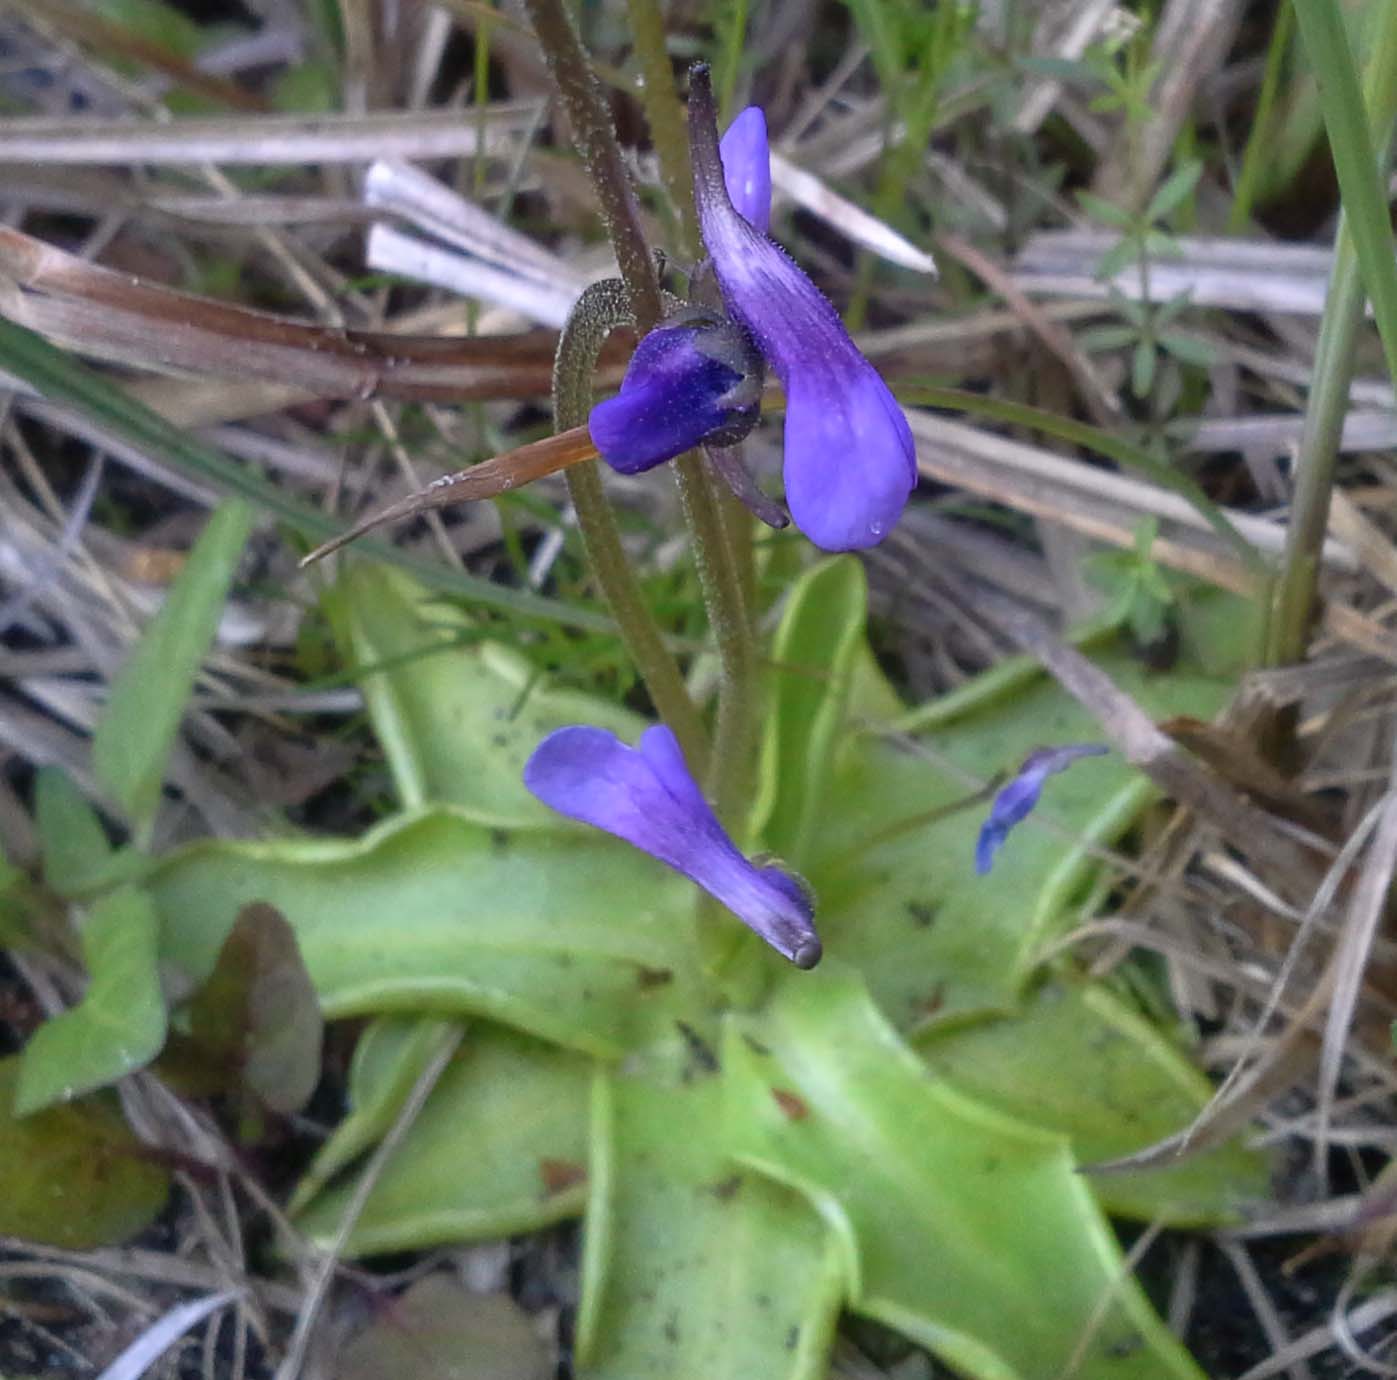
[589,307,765,474]
[688,64,917,552]
[524,724,822,968]
[976,744,1110,875]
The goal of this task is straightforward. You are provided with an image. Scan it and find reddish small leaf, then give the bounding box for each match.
[185,902,323,1115]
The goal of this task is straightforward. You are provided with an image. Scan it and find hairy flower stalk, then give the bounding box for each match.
[525,725,822,968]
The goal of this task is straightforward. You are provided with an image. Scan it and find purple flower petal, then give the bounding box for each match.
[975,744,1110,875]
[688,65,916,551]
[588,313,764,474]
[719,106,771,233]
[524,725,822,968]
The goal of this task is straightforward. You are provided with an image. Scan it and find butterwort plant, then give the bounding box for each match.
[139,7,1261,1375]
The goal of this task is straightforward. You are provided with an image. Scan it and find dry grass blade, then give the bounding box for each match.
[94,1290,239,1380]
[768,150,939,275]
[1014,231,1348,315]
[1313,750,1397,1185]
[1235,1289,1397,1380]
[0,107,539,164]
[0,226,622,400]
[273,1029,463,1380]
[907,410,1357,591]
[300,425,600,566]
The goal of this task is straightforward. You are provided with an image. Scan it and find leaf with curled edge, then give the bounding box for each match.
[726,965,1204,1380]
[295,1025,589,1255]
[327,563,643,824]
[147,809,700,1059]
[574,1033,844,1380]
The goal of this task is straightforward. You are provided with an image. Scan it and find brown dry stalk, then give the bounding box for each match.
[299,425,600,566]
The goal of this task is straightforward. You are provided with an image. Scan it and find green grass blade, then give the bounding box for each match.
[94,498,252,833]
[1291,0,1397,385]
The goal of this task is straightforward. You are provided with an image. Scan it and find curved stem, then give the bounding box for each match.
[524,3,759,824]
[555,280,707,766]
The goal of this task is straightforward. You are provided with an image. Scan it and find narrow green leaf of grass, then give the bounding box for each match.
[0,316,613,633]
[894,383,1267,573]
[93,498,253,835]
[1291,0,1397,385]
[1228,4,1294,231]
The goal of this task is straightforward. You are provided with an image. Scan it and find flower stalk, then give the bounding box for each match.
[523,0,760,837]
[554,279,708,766]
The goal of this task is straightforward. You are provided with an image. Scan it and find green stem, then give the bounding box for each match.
[1266,233,1365,665]
[1268,0,1397,665]
[554,280,708,766]
[1228,3,1293,232]
[611,36,759,820]
[674,453,756,825]
[524,2,762,982]
[522,0,664,330]
[624,0,698,254]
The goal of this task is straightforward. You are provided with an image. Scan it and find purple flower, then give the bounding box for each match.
[975,744,1110,875]
[589,308,764,474]
[688,64,917,552]
[524,724,822,968]
[720,106,771,233]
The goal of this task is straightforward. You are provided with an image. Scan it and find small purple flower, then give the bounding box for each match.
[524,724,822,968]
[688,64,916,552]
[589,308,764,474]
[975,744,1110,875]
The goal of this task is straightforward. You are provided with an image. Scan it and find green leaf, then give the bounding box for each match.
[15,888,167,1115]
[183,902,323,1115]
[328,564,642,820]
[1291,0,1397,389]
[1095,235,1142,280]
[1078,323,1141,353]
[576,1035,843,1380]
[808,638,1235,1026]
[289,1015,460,1215]
[1131,336,1158,397]
[147,809,700,1057]
[1076,191,1133,229]
[337,1277,551,1380]
[1160,331,1216,367]
[764,557,869,865]
[296,1026,590,1254]
[919,978,1271,1226]
[92,499,253,832]
[35,767,111,890]
[727,966,1203,1380]
[0,1057,168,1247]
[1145,160,1203,223]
